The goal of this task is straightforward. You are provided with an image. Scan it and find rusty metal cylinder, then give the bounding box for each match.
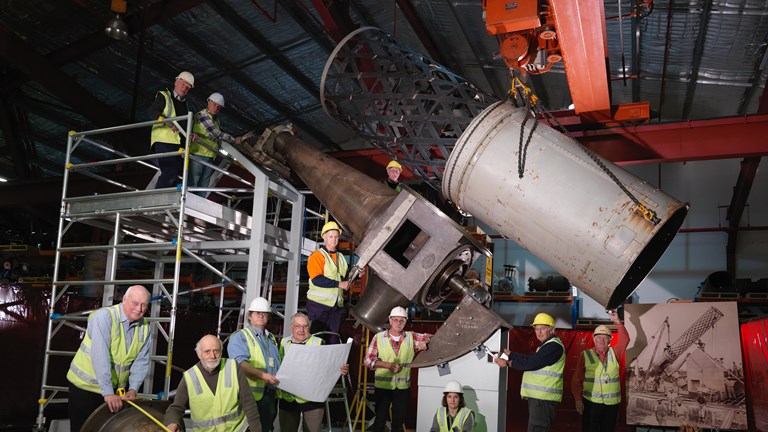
[273,132,397,242]
[442,101,688,309]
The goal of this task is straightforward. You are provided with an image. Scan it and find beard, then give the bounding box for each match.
[201,358,220,372]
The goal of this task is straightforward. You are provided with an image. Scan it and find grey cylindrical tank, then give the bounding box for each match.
[443,102,688,309]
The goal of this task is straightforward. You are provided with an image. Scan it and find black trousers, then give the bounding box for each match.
[582,399,619,432]
[371,388,409,432]
[153,142,183,189]
[68,382,105,432]
[527,398,558,432]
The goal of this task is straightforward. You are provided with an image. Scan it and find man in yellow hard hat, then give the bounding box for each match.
[495,312,565,432]
[385,160,402,192]
[306,221,348,344]
[571,310,628,432]
[149,71,194,189]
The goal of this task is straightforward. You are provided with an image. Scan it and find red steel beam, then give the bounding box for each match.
[549,0,611,120]
[331,115,768,169]
[572,114,768,165]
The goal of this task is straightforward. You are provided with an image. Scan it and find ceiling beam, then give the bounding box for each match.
[0,27,125,128]
[394,0,447,66]
[207,1,320,98]
[1,0,209,92]
[571,114,768,164]
[681,0,713,119]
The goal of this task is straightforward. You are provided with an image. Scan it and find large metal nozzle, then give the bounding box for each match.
[443,101,689,309]
[350,271,410,332]
[272,131,397,243]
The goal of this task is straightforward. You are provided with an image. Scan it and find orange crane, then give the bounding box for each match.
[483,0,652,125]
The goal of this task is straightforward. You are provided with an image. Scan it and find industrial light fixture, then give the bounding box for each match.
[104,0,128,41]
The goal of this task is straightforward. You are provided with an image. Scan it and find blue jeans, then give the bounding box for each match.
[189,154,214,196]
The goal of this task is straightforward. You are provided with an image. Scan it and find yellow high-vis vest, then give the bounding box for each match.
[67,304,148,393]
[239,327,278,401]
[151,90,181,146]
[520,337,565,402]
[307,248,348,307]
[435,406,473,432]
[185,358,247,432]
[190,109,220,158]
[374,331,414,390]
[582,347,621,405]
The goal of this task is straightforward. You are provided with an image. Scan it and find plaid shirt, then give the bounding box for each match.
[195,109,235,145]
[364,330,432,370]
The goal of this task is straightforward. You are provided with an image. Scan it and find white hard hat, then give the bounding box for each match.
[175,71,195,87]
[208,92,225,108]
[389,306,407,318]
[443,380,463,394]
[248,297,271,313]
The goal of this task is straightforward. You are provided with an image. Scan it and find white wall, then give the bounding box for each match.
[475,159,768,317]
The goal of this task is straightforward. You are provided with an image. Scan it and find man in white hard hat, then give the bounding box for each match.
[227,296,281,431]
[384,160,402,192]
[571,310,628,432]
[66,285,151,432]
[364,306,432,432]
[164,335,260,431]
[306,221,349,344]
[495,312,565,432]
[149,71,195,189]
[429,380,476,432]
[188,92,252,196]
[278,312,350,432]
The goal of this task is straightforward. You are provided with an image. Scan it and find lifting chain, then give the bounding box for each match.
[507,75,660,225]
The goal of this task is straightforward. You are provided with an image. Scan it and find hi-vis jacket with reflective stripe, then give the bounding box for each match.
[67,304,148,393]
[307,248,348,307]
[582,347,621,405]
[190,109,220,158]
[435,406,474,431]
[279,335,323,403]
[151,90,181,146]
[239,327,279,401]
[374,331,414,390]
[520,337,565,402]
[185,358,247,432]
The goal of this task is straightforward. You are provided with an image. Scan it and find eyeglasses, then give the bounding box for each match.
[390,318,406,324]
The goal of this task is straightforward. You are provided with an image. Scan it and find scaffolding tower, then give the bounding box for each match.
[35,114,305,429]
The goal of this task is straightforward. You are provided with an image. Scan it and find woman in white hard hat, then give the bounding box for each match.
[430,380,476,432]
[188,92,252,196]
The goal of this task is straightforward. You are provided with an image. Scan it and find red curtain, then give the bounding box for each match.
[505,328,632,432]
[741,318,768,432]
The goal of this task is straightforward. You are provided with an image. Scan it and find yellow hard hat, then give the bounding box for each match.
[386,160,402,170]
[593,325,612,337]
[321,221,342,236]
[531,312,555,327]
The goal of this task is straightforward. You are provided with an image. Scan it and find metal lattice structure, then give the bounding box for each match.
[665,306,724,360]
[320,27,498,181]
